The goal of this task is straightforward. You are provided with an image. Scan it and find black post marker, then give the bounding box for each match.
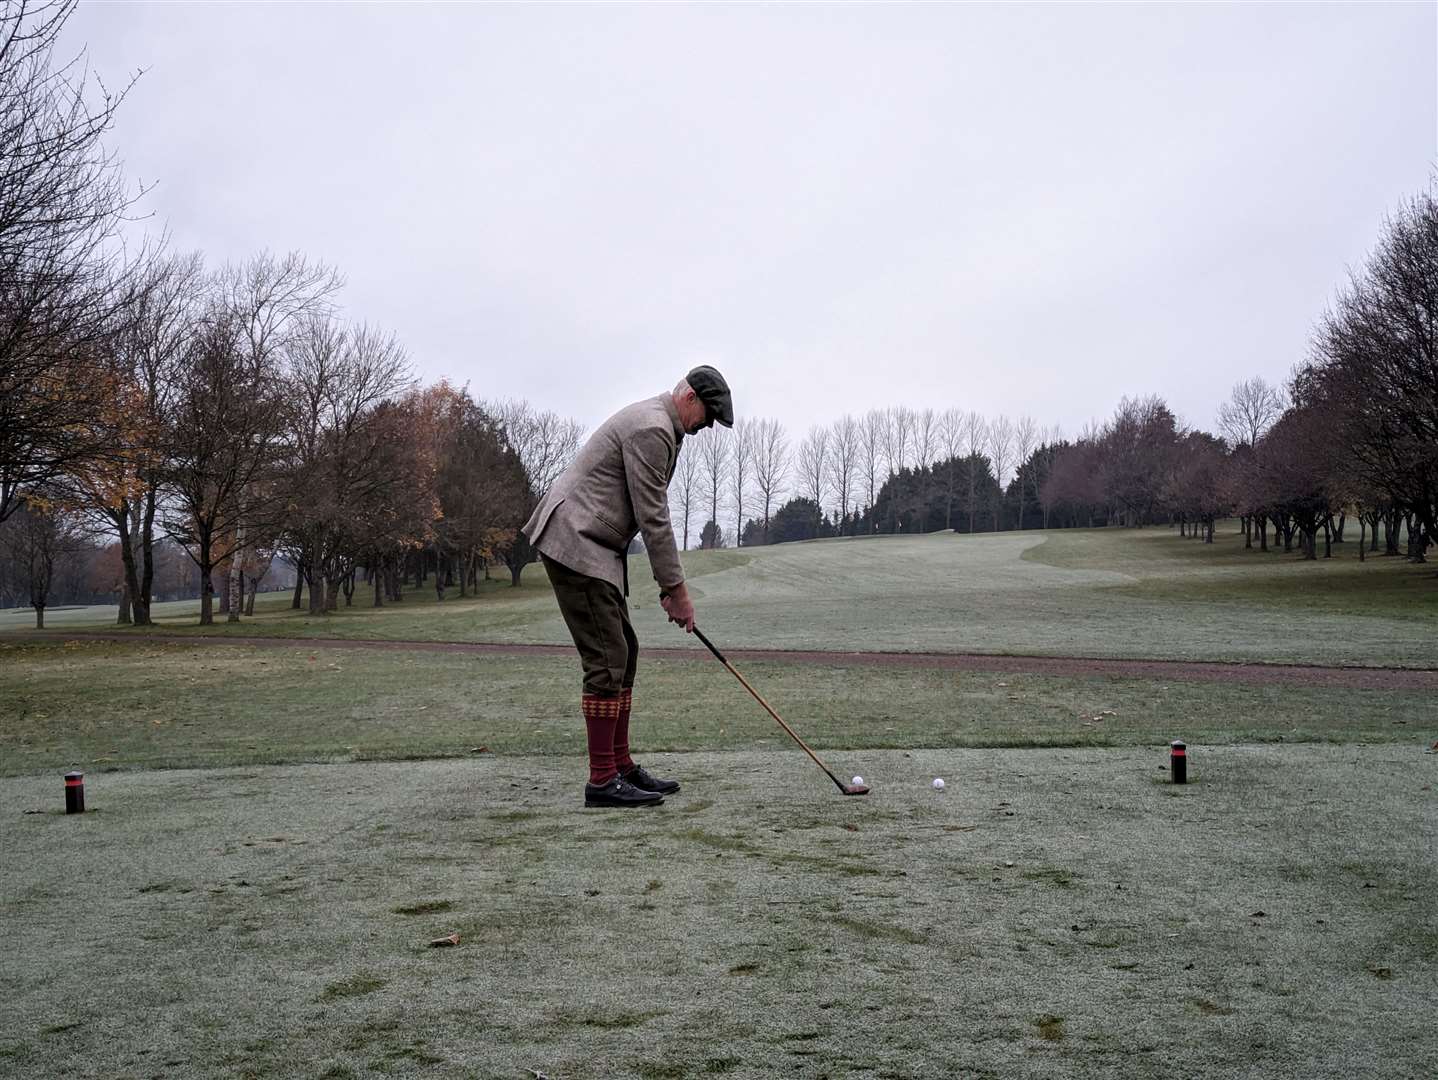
[64,771,84,814]
[1170,741,1187,785]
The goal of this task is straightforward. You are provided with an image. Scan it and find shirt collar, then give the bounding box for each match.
[660,392,685,439]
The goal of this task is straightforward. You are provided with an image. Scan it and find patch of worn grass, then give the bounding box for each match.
[487,809,541,823]
[1192,998,1235,1016]
[390,900,453,916]
[1034,1014,1066,1041]
[549,1007,668,1030]
[2,640,1432,778]
[637,1062,691,1080]
[828,916,927,945]
[1021,867,1078,888]
[319,974,386,1001]
[772,851,884,877]
[674,828,757,854]
[369,1043,445,1067]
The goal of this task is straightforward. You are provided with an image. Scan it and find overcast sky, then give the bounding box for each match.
[70,2,1435,440]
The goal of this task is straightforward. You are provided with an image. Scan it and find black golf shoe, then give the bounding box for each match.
[621,763,680,796]
[584,774,664,808]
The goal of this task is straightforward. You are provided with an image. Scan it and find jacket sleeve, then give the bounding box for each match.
[622,427,685,590]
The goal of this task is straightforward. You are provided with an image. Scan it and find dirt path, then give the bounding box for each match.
[14,631,1438,690]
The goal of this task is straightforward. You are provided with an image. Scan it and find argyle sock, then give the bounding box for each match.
[582,693,620,786]
[613,688,635,774]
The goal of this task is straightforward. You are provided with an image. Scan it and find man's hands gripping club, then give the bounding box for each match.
[659,584,695,633]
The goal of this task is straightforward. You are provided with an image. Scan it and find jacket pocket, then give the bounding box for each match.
[593,510,626,538]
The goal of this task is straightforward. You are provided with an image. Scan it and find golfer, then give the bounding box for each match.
[522,366,734,808]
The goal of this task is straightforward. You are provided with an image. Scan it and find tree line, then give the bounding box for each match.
[0,2,585,628]
[5,5,1433,631]
[673,190,1436,566]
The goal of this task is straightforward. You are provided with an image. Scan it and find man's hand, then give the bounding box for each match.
[659,583,696,633]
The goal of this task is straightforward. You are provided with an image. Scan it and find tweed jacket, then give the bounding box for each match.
[522,393,686,595]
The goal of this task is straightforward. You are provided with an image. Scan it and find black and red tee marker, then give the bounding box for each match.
[1170,740,1188,784]
[64,771,84,814]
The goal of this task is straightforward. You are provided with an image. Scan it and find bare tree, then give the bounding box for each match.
[1038,423,1064,528]
[986,414,1014,530]
[434,393,529,599]
[485,398,583,584]
[697,425,731,541]
[162,307,284,625]
[729,418,756,547]
[797,425,830,533]
[877,407,913,531]
[962,410,986,533]
[66,252,203,625]
[938,407,964,529]
[0,493,85,628]
[671,442,701,550]
[912,408,938,530]
[828,414,859,533]
[858,409,885,530]
[0,1,147,523]
[1217,377,1287,448]
[118,253,204,624]
[1305,189,1438,551]
[1095,395,1180,527]
[279,315,411,614]
[750,417,788,543]
[219,254,342,618]
[487,399,584,498]
[1012,415,1039,529]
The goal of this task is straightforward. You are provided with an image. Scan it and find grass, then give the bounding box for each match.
[1,745,1433,1078]
[4,525,1435,665]
[1,639,1433,778]
[2,525,1436,1078]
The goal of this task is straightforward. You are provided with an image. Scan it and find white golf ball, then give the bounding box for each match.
[851,776,864,786]
[932,778,946,790]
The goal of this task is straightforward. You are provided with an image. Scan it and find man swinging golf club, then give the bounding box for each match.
[522,366,733,808]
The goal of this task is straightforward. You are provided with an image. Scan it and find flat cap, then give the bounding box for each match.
[686,365,733,428]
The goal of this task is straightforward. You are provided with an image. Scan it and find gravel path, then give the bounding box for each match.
[16,631,1438,691]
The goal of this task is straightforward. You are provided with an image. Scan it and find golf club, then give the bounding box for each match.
[691,626,869,796]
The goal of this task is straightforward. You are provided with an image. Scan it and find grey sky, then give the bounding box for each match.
[73,2,1435,441]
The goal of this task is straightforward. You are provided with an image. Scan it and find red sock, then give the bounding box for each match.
[582,694,620,785]
[613,688,634,774]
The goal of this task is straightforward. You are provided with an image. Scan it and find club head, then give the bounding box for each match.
[840,783,870,796]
